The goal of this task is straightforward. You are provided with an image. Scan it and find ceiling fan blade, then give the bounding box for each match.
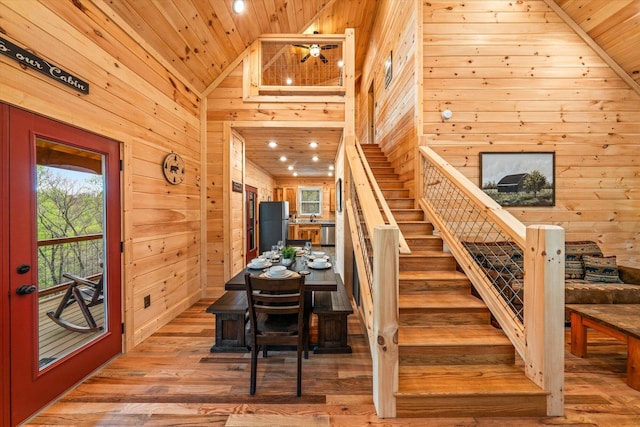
[293,44,310,49]
[321,44,339,50]
[300,53,311,63]
[319,54,328,64]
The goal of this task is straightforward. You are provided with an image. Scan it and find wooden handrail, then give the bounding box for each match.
[38,233,103,247]
[346,144,386,237]
[354,139,411,254]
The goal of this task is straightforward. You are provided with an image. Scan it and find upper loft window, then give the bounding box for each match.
[245,32,350,100]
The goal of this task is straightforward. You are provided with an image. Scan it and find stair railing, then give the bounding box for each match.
[417,142,565,416]
[345,137,399,417]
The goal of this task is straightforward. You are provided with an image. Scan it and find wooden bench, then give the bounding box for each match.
[313,276,353,354]
[206,291,248,353]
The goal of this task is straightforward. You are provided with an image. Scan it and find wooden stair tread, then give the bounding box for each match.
[400,251,453,259]
[399,270,467,280]
[399,325,512,346]
[397,365,546,395]
[399,293,486,308]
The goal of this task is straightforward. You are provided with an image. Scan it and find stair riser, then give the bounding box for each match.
[378,182,406,190]
[387,199,414,209]
[396,395,547,418]
[405,238,443,251]
[398,223,434,234]
[399,345,516,365]
[400,257,457,271]
[399,279,470,293]
[400,309,491,326]
[382,189,410,198]
[393,211,424,221]
[371,173,399,181]
[370,166,395,174]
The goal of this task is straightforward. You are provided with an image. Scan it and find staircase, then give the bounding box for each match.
[359,144,548,418]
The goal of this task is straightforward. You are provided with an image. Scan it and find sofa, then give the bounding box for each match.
[463,240,640,322]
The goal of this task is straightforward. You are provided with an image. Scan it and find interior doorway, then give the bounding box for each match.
[2,105,122,425]
[245,185,258,263]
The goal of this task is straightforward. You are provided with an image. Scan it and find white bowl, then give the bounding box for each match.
[268,266,287,276]
[311,259,328,267]
[312,251,325,257]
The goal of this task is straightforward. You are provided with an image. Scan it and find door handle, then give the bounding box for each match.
[16,285,37,295]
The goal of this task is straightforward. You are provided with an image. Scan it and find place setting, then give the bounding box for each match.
[246,257,272,270]
[261,265,299,279]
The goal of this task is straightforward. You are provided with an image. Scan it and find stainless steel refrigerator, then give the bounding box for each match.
[258,201,289,253]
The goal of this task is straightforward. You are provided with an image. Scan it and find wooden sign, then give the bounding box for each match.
[232,180,243,193]
[0,36,89,94]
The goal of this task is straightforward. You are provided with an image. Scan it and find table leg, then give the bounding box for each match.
[570,312,588,358]
[627,336,640,391]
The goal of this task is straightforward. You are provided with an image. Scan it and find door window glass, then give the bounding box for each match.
[36,138,106,369]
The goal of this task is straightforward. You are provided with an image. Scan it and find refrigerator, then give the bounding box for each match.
[258,201,289,253]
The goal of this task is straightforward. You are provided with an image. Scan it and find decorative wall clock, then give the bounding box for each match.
[162,152,185,185]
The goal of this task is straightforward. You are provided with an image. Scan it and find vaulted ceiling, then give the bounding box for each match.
[102,0,639,178]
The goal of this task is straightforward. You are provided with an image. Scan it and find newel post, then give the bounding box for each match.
[372,225,399,418]
[523,225,565,416]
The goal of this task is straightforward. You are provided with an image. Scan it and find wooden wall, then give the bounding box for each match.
[205,63,344,297]
[421,0,640,266]
[0,1,203,349]
[357,0,419,197]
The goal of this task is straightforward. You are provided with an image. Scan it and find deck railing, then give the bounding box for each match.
[418,143,565,416]
[37,233,103,295]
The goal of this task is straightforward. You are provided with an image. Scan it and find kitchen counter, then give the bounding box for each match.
[292,220,335,225]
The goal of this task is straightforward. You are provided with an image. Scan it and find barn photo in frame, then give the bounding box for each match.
[480,152,555,207]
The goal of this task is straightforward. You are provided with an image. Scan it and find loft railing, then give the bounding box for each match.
[37,233,103,296]
[245,31,353,99]
[417,142,565,416]
[345,136,399,417]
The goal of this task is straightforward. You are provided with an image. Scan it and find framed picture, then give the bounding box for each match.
[384,51,392,89]
[480,152,555,207]
[336,178,343,212]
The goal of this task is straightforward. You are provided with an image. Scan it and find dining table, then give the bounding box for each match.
[224,256,338,293]
[220,253,350,354]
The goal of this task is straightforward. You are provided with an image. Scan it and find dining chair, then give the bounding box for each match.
[244,272,308,396]
[47,273,104,333]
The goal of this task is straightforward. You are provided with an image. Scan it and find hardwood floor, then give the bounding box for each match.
[25,299,640,426]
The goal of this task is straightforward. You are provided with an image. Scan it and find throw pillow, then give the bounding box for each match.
[565,241,603,279]
[583,255,622,283]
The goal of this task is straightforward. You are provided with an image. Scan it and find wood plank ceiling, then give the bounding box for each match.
[104,0,378,178]
[103,0,639,178]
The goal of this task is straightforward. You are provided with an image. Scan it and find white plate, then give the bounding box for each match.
[308,262,332,270]
[247,261,271,270]
[264,270,295,278]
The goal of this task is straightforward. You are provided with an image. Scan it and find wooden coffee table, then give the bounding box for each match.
[566,304,640,390]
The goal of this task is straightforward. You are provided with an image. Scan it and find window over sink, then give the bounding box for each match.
[299,187,322,216]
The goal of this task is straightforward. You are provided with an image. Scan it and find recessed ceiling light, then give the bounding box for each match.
[312,156,319,162]
[268,141,277,148]
[309,141,318,148]
[280,156,287,161]
[338,59,344,68]
[287,165,294,171]
[232,0,245,14]
[329,165,334,170]
[286,77,293,85]
[293,172,298,177]
[328,171,333,177]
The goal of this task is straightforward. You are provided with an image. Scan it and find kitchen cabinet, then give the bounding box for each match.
[274,187,297,214]
[296,224,321,245]
[330,188,336,212]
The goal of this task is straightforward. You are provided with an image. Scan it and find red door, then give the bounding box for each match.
[246,185,258,263]
[5,107,122,425]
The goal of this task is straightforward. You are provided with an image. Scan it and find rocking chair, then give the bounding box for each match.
[47,273,104,333]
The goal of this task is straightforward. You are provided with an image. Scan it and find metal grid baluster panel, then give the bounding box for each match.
[261,41,343,87]
[421,156,524,322]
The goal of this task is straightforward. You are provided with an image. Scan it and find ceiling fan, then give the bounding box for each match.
[294,32,339,64]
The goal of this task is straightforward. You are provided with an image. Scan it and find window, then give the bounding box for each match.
[299,187,322,216]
